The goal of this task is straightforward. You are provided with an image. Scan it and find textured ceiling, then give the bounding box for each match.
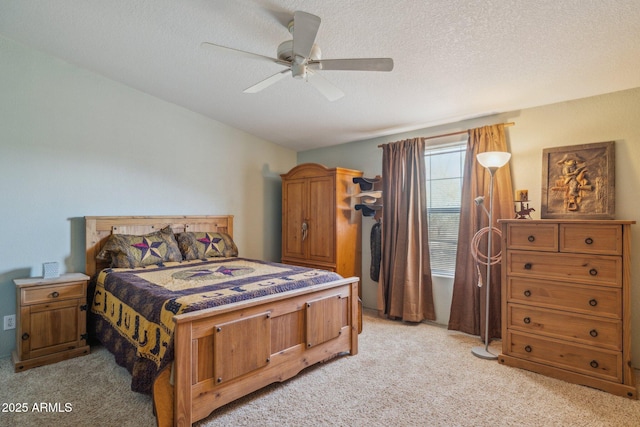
[2,1,640,151]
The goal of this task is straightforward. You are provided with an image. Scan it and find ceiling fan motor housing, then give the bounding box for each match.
[277,40,321,62]
[278,40,321,79]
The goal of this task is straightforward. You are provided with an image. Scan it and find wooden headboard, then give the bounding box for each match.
[85,215,234,277]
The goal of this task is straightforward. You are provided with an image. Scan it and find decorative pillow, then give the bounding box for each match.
[97,226,182,268]
[177,231,239,260]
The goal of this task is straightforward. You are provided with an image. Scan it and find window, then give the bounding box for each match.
[424,142,467,276]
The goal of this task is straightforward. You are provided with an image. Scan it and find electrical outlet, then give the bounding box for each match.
[3,315,16,330]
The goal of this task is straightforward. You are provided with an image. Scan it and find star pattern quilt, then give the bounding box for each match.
[89,258,343,393]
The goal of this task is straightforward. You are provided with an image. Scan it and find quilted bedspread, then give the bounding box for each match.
[90,258,343,393]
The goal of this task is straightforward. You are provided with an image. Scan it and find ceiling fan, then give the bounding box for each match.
[201,11,394,101]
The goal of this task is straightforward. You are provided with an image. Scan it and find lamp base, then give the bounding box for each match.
[471,346,498,360]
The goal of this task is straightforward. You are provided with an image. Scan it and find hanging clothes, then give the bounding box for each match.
[370,221,382,281]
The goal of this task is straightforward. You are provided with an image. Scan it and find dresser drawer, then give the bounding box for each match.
[560,224,622,255]
[506,278,621,318]
[507,250,621,287]
[505,223,558,252]
[21,281,86,305]
[505,331,622,383]
[508,304,622,350]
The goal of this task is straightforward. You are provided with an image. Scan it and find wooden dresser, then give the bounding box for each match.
[281,163,362,280]
[498,219,636,399]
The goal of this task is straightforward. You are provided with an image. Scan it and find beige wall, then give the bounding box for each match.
[0,35,297,358]
[299,87,640,365]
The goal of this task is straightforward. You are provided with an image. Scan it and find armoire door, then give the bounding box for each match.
[282,178,307,260]
[307,175,335,264]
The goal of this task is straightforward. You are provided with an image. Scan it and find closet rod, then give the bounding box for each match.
[378,122,515,147]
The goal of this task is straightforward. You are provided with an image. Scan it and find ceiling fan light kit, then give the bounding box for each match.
[201,11,394,101]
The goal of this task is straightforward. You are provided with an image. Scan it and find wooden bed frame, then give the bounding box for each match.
[85,215,359,426]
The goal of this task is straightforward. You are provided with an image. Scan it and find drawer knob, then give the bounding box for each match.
[51,291,60,298]
[524,345,532,353]
[22,333,30,341]
[585,237,594,245]
[590,360,599,369]
[524,290,532,297]
[523,317,531,324]
[524,263,532,270]
[589,299,598,307]
[590,329,598,338]
[527,235,535,242]
[589,268,598,276]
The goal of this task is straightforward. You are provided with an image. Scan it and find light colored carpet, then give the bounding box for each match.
[2,310,640,426]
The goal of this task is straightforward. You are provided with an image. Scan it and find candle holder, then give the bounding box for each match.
[514,189,534,219]
[514,199,535,219]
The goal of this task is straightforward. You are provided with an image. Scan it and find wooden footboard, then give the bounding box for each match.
[153,277,359,427]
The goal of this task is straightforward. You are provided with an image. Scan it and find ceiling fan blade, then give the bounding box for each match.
[306,69,344,101]
[292,11,321,60]
[308,58,394,72]
[243,69,290,93]
[200,42,289,66]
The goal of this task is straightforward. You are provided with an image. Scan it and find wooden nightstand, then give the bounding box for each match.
[12,273,90,372]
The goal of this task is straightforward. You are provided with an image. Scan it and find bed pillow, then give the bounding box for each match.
[177,231,239,260]
[97,226,183,268]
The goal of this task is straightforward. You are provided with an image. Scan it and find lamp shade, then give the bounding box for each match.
[476,151,511,170]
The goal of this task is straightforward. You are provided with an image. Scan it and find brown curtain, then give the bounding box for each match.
[377,138,435,322]
[448,125,514,341]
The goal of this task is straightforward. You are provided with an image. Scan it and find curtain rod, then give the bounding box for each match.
[378,122,515,147]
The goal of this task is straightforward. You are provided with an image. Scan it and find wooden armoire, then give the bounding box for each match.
[281,163,363,282]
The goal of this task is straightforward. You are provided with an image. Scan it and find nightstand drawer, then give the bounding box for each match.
[560,224,622,255]
[505,223,558,251]
[21,281,86,305]
[506,331,622,383]
[506,277,621,318]
[508,304,622,350]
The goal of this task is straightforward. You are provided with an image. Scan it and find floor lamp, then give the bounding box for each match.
[472,151,511,360]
